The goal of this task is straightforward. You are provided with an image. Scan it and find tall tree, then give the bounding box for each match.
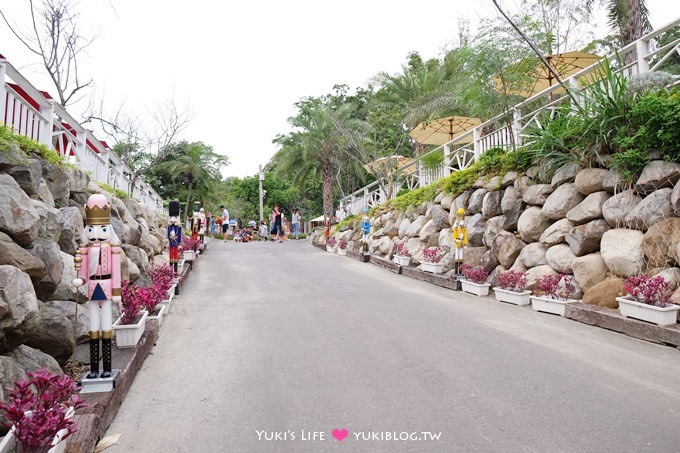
[158,141,228,221]
[0,0,93,106]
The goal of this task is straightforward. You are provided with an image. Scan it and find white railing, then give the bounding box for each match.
[341,17,680,216]
[0,54,165,214]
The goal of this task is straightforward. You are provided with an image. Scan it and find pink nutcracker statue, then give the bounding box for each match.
[72,193,122,379]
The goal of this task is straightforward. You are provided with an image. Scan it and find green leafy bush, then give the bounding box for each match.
[98,182,128,200]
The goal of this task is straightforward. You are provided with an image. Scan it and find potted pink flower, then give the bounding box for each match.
[460,264,491,296]
[616,274,679,326]
[530,273,577,316]
[181,236,199,261]
[112,280,148,348]
[337,239,348,256]
[150,263,176,311]
[326,237,337,252]
[0,369,86,453]
[393,240,411,266]
[421,246,446,274]
[493,269,531,306]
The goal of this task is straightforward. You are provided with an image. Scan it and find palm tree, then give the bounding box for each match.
[273,100,353,217]
[159,141,228,221]
[587,0,651,45]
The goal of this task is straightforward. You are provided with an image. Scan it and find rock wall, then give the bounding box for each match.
[0,141,166,397]
[316,161,680,304]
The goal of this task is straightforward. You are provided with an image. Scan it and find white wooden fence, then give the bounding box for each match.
[0,54,164,213]
[340,17,680,216]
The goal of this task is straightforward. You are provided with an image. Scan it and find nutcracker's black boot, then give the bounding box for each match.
[100,331,113,378]
[86,332,99,379]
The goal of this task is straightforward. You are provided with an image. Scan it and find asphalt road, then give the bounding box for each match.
[104,239,680,453]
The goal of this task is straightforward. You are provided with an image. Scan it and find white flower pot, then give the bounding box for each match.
[326,246,334,253]
[394,255,411,266]
[530,295,576,316]
[421,262,443,274]
[183,250,195,261]
[494,287,532,306]
[461,280,491,297]
[113,310,148,348]
[0,407,74,453]
[616,296,679,326]
[338,248,347,256]
[146,304,166,327]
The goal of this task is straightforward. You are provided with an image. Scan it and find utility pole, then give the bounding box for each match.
[259,164,264,222]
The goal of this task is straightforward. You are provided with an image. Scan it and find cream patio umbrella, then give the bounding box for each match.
[362,155,416,175]
[497,51,601,98]
[408,116,482,146]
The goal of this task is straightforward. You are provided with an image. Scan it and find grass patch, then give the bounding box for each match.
[98,182,128,200]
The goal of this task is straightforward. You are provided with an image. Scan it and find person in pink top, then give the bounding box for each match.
[72,193,122,380]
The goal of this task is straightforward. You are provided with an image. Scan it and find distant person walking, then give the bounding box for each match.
[272,204,283,243]
[291,209,301,240]
[220,205,230,242]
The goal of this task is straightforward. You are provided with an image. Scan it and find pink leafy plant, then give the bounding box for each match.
[496,270,528,292]
[327,237,337,247]
[338,239,347,250]
[535,273,574,300]
[120,280,145,325]
[0,369,86,453]
[462,264,489,284]
[624,274,673,307]
[394,240,410,257]
[423,246,445,264]
[149,263,174,294]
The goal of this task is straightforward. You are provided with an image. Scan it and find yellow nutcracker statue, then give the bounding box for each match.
[452,207,468,278]
[72,193,122,380]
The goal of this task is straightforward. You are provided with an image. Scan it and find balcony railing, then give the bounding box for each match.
[340,17,680,216]
[0,54,165,214]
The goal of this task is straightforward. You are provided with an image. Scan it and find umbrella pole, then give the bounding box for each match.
[492,0,583,112]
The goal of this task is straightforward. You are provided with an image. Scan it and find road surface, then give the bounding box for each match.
[104,239,680,453]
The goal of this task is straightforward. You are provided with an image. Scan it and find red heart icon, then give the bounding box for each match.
[332,429,348,441]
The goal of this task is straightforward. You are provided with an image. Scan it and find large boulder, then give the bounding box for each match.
[65,168,89,195]
[483,216,506,248]
[466,213,486,247]
[37,179,55,207]
[501,186,523,231]
[642,217,680,267]
[24,304,74,364]
[57,207,84,255]
[517,207,552,243]
[501,171,518,188]
[602,190,642,228]
[524,265,558,291]
[467,189,488,214]
[3,344,62,375]
[0,174,41,246]
[624,188,673,231]
[522,184,553,205]
[29,239,63,301]
[440,194,454,211]
[121,244,150,278]
[482,191,504,219]
[491,232,525,268]
[564,219,610,256]
[551,163,580,188]
[5,158,42,197]
[0,356,27,403]
[404,216,426,238]
[600,229,645,277]
[50,252,87,302]
[634,160,680,194]
[41,162,70,208]
[582,278,626,308]
[516,242,548,268]
[566,191,610,225]
[32,199,63,242]
[0,265,40,353]
[574,168,610,195]
[672,182,680,214]
[539,218,574,246]
[545,244,576,274]
[429,205,450,230]
[0,232,46,280]
[418,219,439,242]
[514,176,534,197]
[438,228,453,248]
[572,253,607,292]
[542,184,585,220]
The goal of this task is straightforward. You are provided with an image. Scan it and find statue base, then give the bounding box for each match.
[78,369,120,393]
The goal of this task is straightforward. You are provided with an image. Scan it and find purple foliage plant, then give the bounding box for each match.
[496,270,528,292]
[624,274,673,307]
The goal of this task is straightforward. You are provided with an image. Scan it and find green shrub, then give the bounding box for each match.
[98,182,128,200]
[420,149,444,169]
[627,87,680,162]
[610,147,651,182]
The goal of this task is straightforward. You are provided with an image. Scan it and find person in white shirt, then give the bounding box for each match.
[291,209,301,239]
[220,205,230,242]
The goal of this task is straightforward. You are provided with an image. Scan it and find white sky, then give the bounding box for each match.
[1,0,679,178]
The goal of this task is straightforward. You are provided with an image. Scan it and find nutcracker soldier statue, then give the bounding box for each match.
[191,202,200,242]
[360,208,371,262]
[168,200,182,274]
[452,207,468,278]
[72,193,121,380]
